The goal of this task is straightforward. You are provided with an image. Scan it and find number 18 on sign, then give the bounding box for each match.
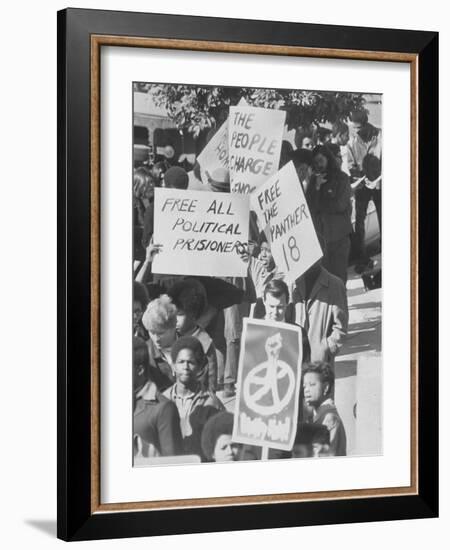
[251,161,323,281]
[232,318,303,452]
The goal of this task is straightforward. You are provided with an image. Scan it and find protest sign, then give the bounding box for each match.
[196,119,229,184]
[251,161,323,281]
[197,98,249,185]
[228,105,286,194]
[151,188,249,277]
[232,318,303,451]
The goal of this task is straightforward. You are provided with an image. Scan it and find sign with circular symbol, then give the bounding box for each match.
[243,357,295,416]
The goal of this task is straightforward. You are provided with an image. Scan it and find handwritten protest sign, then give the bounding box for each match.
[228,105,286,194]
[251,161,322,281]
[152,188,249,277]
[196,119,229,183]
[197,98,249,185]
[232,318,303,451]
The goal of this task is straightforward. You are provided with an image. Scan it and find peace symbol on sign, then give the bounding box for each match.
[243,358,295,416]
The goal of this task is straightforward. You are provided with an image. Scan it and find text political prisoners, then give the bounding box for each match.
[161,195,243,253]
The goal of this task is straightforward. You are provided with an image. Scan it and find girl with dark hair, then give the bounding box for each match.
[302,362,347,456]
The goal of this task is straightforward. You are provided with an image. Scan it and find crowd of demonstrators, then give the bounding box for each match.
[132,107,381,464]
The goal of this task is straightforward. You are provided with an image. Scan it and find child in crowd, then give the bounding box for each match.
[201,411,242,462]
[164,336,225,459]
[302,362,347,456]
[238,232,283,300]
[169,278,218,392]
[141,295,178,392]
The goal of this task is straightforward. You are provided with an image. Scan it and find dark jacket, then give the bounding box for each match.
[134,381,183,457]
[307,170,353,244]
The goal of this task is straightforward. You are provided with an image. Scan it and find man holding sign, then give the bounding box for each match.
[229,105,286,195]
[251,161,323,283]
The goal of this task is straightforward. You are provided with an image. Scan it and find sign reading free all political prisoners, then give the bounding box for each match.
[251,161,323,282]
[232,318,303,451]
[229,105,286,194]
[152,188,249,277]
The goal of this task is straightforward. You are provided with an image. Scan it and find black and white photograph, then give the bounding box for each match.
[132,82,383,466]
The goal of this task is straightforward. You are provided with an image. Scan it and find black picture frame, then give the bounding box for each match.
[57,7,438,542]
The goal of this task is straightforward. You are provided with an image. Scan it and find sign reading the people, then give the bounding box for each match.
[228,105,286,194]
[152,188,249,277]
[232,318,303,451]
[251,161,323,281]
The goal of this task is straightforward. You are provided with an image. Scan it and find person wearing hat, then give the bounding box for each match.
[201,411,242,462]
[205,166,230,193]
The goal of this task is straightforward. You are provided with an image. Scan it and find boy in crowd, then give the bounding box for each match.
[133,337,183,460]
[169,278,218,392]
[164,336,225,459]
[302,362,347,456]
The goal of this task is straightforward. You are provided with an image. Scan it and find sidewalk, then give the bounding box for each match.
[335,259,382,455]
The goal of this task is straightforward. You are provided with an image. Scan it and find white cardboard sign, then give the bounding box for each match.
[152,188,249,277]
[229,105,286,194]
[251,161,322,281]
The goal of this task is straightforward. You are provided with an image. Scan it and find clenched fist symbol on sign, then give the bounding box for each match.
[243,333,295,416]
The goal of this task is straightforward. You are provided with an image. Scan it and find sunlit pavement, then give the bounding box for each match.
[336,259,382,455]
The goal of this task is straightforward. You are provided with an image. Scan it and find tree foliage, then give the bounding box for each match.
[134,82,366,137]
